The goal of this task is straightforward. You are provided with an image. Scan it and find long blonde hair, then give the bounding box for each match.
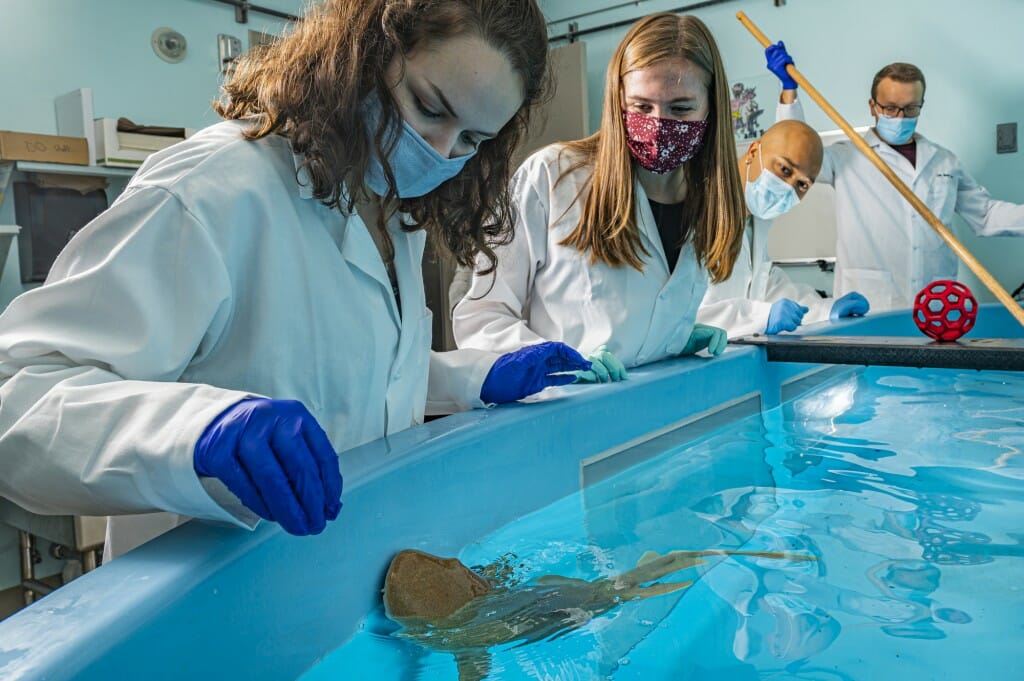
[557,13,744,282]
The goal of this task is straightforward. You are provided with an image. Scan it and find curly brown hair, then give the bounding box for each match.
[214,0,550,271]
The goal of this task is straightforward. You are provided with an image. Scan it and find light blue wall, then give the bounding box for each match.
[0,0,304,133]
[541,0,1024,302]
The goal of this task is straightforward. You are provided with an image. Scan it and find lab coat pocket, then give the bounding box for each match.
[928,175,957,222]
[843,268,896,311]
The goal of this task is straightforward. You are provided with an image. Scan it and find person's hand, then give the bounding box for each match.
[765,41,798,90]
[573,345,628,383]
[682,324,728,357]
[194,398,343,536]
[480,341,591,404]
[766,299,808,334]
[830,291,870,320]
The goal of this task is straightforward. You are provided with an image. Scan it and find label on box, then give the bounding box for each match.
[0,131,90,165]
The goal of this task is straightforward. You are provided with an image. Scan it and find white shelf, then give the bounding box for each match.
[14,161,135,178]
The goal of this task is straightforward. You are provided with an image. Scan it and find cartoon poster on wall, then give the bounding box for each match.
[730,75,776,146]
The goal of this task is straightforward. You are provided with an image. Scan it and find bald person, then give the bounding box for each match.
[697,119,869,338]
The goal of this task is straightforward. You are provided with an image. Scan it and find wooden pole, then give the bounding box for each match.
[736,11,1024,328]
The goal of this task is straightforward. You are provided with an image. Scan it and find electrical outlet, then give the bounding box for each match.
[218,34,242,73]
[996,122,1017,154]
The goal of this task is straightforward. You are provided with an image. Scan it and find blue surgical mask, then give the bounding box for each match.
[744,147,799,220]
[875,114,918,145]
[362,95,476,198]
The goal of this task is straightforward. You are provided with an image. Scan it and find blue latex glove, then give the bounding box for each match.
[682,323,728,357]
[194,398,343,536]
[830,291,870,320]
[481,341,591,404]
[766,299,808,334]
[765,41,798,90]
[572,345,628,383]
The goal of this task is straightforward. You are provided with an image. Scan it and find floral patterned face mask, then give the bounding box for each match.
[622,110,709,174]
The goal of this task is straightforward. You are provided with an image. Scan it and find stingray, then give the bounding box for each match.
[382,548,816,680]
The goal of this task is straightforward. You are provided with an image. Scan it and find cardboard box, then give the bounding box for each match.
[0,130,90,165]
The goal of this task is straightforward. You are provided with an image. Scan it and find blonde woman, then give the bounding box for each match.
[453,13,745,382]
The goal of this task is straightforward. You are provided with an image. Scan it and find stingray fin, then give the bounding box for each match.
[535,575,590,587]
[614,552,706,587]
[636,550,661,566]
[630,580,693,599]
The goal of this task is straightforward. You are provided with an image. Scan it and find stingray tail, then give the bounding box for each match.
[455,649,491,681]
[616,549,816,588]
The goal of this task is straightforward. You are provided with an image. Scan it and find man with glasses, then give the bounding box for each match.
[765,45,1024,312]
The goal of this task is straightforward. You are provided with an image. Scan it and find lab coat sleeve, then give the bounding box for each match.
[0,185,256,527]
[953,161,1024,237]
[696,230,774,338]
[775,96,836,186]
[448,264,473,315]
[451,160,552,353]
[764,266,832,324]
[425,347,498,415]
[696,296,774,339]
[775,97,804,124]
[696,267,831,337]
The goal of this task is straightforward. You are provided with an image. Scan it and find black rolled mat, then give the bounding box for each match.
[730,335,1024,372]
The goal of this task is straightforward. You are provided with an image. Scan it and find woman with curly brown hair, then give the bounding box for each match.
[0,0,587,559]
[453,13,746,382]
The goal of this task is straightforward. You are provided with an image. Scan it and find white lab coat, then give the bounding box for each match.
[0,120,496,558]
[779,98,1024,310]
[452,144,708,367]
[698,215,831,338]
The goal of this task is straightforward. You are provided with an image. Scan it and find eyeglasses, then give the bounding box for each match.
[874,102,923,118]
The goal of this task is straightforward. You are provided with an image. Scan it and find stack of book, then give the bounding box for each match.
[94,118,195,168]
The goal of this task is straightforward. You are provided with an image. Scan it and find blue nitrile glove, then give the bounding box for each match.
[765,41,798,90]
[682,323,728,357]
[480,341,591,404]
[830,291,870,320]
[572,345,629,383]
[766,299,808,334]
[194,398,343,536]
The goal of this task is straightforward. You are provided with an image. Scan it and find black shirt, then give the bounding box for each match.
[888,139,918,168]
[648,198,688,273]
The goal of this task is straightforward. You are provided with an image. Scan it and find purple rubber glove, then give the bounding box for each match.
[766,299,808,334]
[766,41,798,90]
[830,291,870,320]
[194,398,343,536]
[481,341,591,404]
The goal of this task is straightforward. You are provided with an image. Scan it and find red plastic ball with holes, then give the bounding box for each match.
[912,279,977,342]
